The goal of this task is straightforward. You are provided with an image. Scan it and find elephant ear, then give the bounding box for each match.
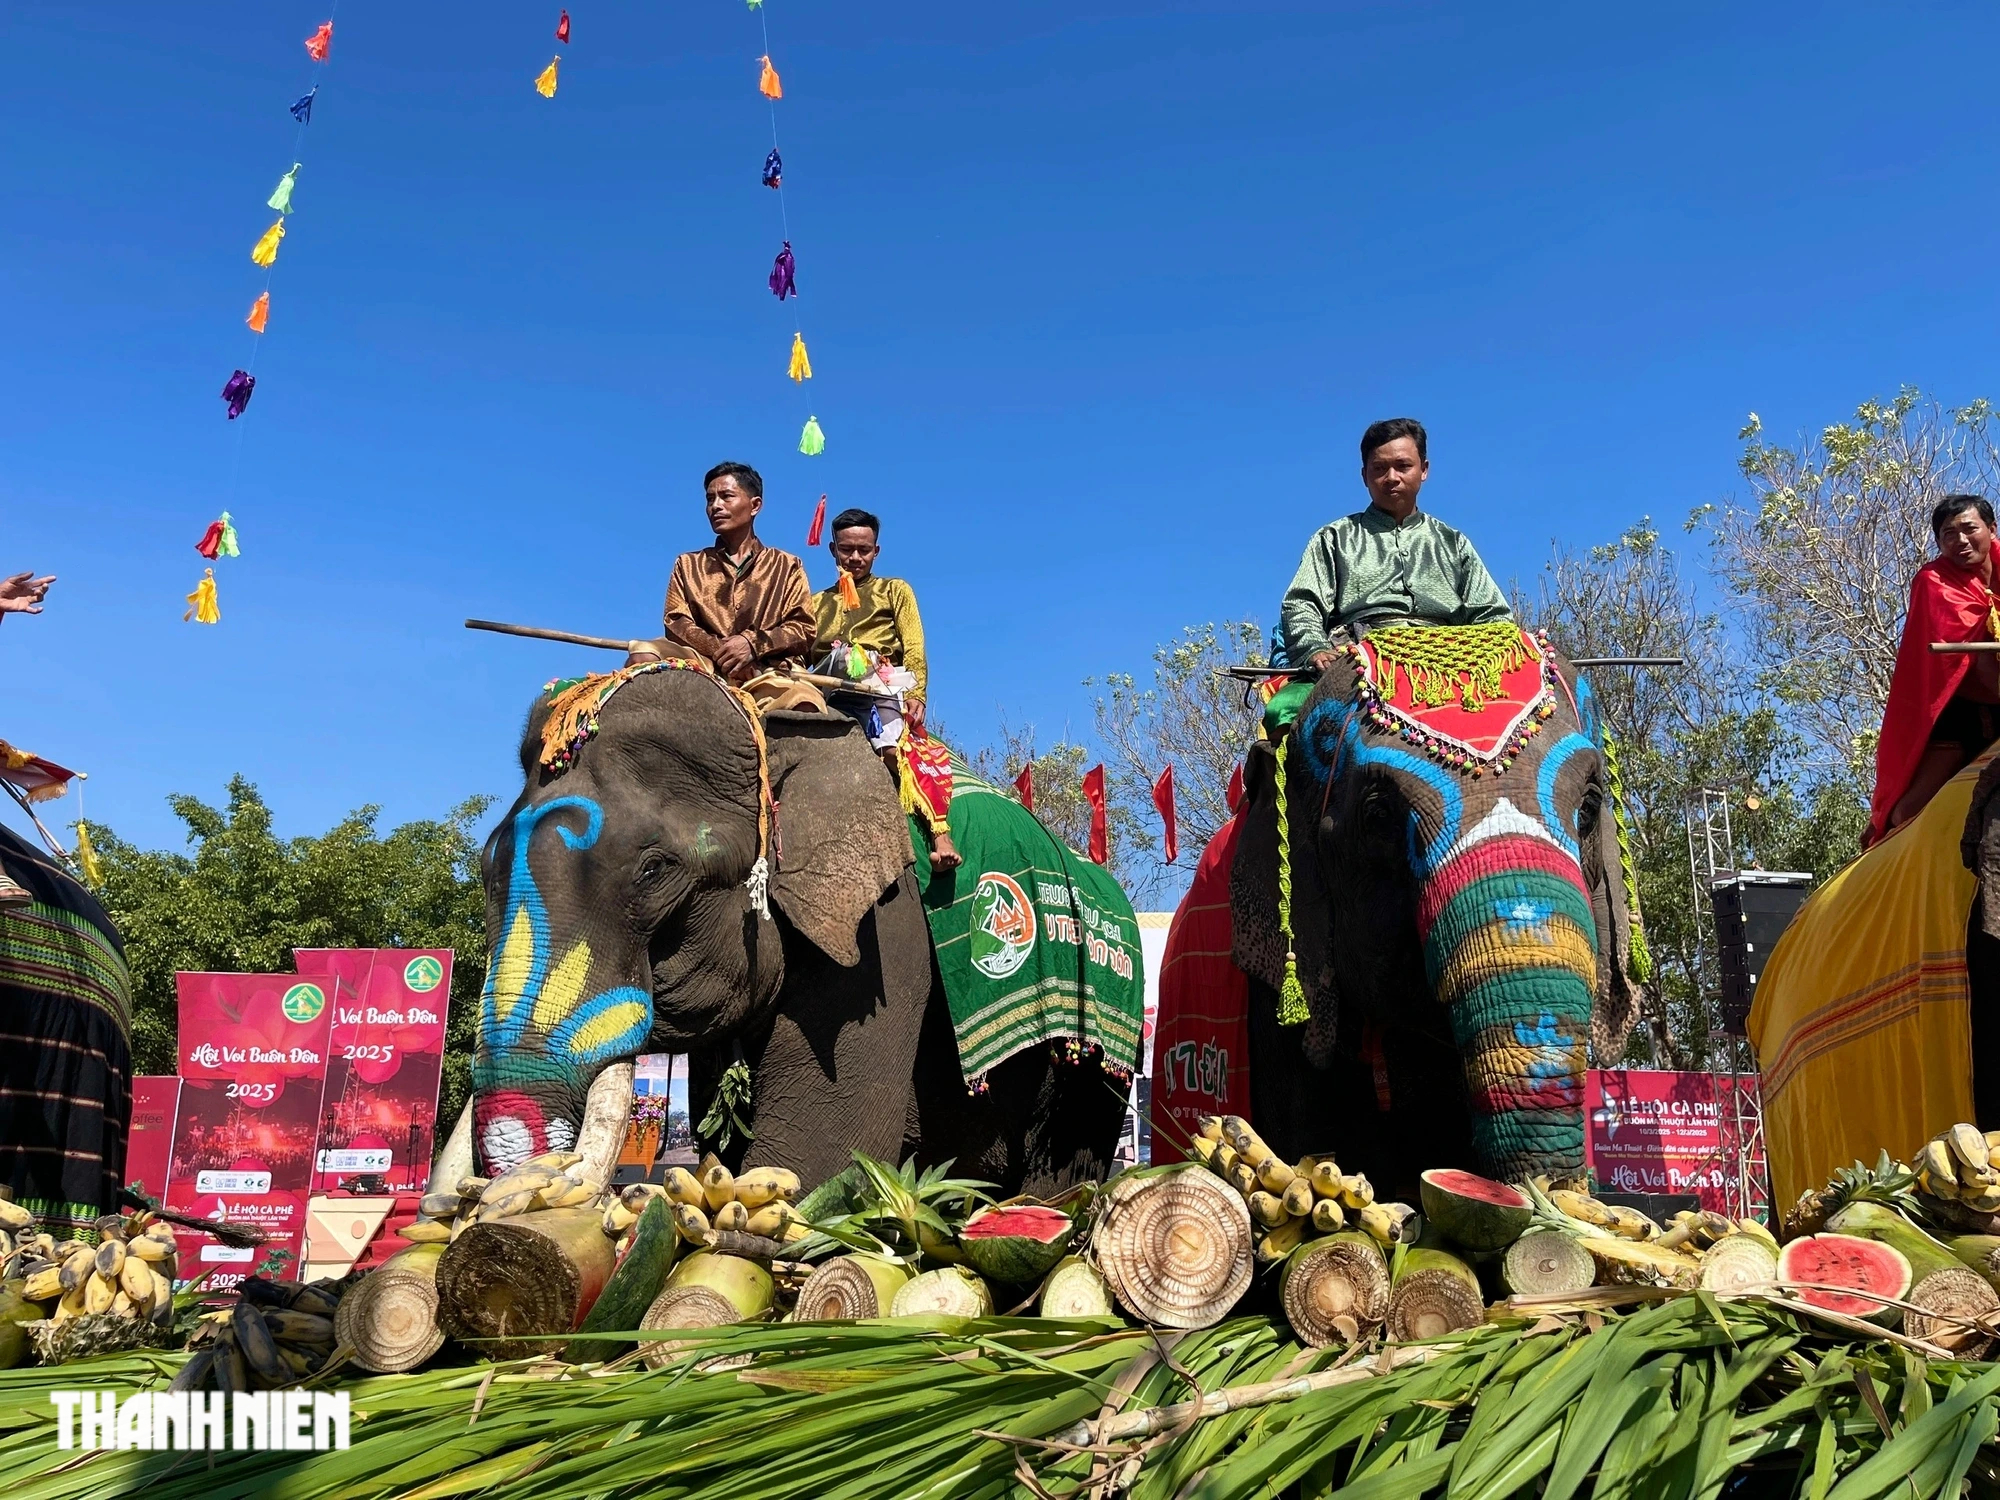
[1230,737,1338,1052]
[1587,738,1644,1061]
[1962,756,2000,939]
[764,714,913,967]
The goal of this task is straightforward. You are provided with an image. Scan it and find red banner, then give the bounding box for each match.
[164,973,335,1287]
[126,1076,181,1202]
[1586,1069,1766,1212]
[295,949,451,1195]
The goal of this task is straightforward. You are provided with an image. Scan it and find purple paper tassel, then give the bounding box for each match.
[769,241,796,300]
[762,148,782,189]
[221,370,256,420]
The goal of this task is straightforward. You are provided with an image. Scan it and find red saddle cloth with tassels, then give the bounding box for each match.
[1345,623,1558,772]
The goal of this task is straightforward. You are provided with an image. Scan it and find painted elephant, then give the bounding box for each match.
[0,823,133,1235]
[442,663,1123,1196]
[1229,633,1642,1194]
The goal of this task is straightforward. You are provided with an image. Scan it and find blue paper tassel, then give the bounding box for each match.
[289,86,317,124]
[762,149,783,189]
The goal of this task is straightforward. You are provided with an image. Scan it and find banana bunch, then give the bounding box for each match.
[1917,1124,2000,1213]
[177,1276,344,1393]
[16,1213,179,1329]
[1657,1208,1777,1254]
[1192,1116,1415,1263]
[620,1157,808,1247]
[399,1151,612,1246]
[1547,1188,1661,1242]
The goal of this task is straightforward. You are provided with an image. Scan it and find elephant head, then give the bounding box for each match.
[1233,631,1641,1184]
[442,664,912,1183]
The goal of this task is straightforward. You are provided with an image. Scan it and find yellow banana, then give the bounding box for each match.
[0,1200,34,1232]
[20,1268,62,1302]
[94,1239,125,1279]
[734,1167,796,1207]
[1310,1199,1345,1233]
[1948,1124,1991,1172]
[1256,1157,1297,1194]
[127,1234,171,1263]
[1255,1218,1306,1263]
[85,1272,115,1314]
[700,1163,736,1211]
[671,1204,712,1244]
[398,1219,451,1243]
[480,1187,547,1220]
[744,1202,796,1238]
[479,1167,556,1206]
[1280,1179,1315,1219]
[1337,1174,1375,1210]
[119,1254,153,1304]
[603,1201,639,1235]
[1247,1191,1290,1228]
[713,1200,750,1233]
[662,1167,706,1207]
[1310,1161,1345,1199]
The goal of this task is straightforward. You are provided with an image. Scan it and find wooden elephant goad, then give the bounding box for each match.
[1230,627,1643,1197]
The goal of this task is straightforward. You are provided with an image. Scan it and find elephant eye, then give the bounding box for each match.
[1577,786,1603,838]
[637,851,669,886]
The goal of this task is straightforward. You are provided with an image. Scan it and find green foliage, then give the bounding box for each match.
[84,776,491,1127]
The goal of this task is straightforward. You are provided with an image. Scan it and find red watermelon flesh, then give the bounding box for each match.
[1419,1169,1532,1252]
[956,1205,1075,1284]
[1777,1234,1912,1321]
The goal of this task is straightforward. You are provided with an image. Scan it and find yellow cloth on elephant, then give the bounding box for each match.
[1749,751,1990,1212]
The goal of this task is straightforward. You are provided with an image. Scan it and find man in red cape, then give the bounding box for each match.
[1868,494,2000,845]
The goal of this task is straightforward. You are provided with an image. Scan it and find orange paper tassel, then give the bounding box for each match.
[305,21,332,61]
[246,292,269,334]
[759,55,783,99]
[535,56,560,97]
[838,571,861,609]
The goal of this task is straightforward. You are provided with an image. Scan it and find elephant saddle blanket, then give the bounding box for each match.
[910,761,1145,1084]
[1151,815,1252,1154]
[1338,621,1558,773]
[1749,749,1991,1211]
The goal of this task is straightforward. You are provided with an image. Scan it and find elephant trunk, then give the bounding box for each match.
[1418,832,1597,1182]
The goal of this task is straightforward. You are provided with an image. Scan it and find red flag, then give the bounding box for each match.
[1084,764,1109,865]
[1152,764,1178,864]
[556,10,571,42]
[304,21,332,61]
[1013,762,1034,811]
[806,493,827,547]
[1226,761,1244,814]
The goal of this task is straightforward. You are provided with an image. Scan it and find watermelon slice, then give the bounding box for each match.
[1777,1233,1913,1325]
[1418,1169,1532,1252]
[956,1204,1075,1284]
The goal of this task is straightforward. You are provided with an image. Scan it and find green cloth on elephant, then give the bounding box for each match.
[909,764,1145,1081]
[1280,506,1511,663]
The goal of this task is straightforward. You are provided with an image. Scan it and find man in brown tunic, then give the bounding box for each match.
[627,462,815,682]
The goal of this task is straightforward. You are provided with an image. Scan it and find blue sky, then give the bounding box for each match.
[6,0,1999,862]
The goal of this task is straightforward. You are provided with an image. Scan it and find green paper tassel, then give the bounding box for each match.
[798,415,825,456]
[1273,737,1308,1027]
[216,511,240,558]
[267,163,301,216]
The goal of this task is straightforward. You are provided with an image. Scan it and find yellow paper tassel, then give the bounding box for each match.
[837,571,860,609]
[250,219,285,268]
[788,331,812,383]
[184,568,220,625]
[73,822,103,888]
[535,56,559,97]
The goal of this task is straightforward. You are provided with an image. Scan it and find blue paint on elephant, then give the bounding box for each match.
[1534,734,1594,862]
[1574,676,1601,746]
[1299,698,1468,878]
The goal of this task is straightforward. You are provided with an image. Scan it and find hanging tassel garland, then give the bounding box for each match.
[535,57,560,97]
[290,87,317,124]
[1273,743,1310,1026]
[556,9,570,43]
[788,332,812,382]
[220,371,256,421]
[245,292,269,334]
[184,569,220,625]
[267,163,301,216]
[759,55,782,99]
[195,511,240,559]
[72,821,103,888]
[762,149,782,188]
[805,493,827,546]
[769,241,796,300]
[798,416,825,456]
[250,219,285,267]
[838,570,861,609]
[304,21,332,61]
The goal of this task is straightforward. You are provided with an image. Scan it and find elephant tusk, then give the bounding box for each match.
[425,1098,476,1196]
[574,1061,636,1188]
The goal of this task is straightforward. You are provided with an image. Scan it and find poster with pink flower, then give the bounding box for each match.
[164,972,337,1288]
[295,949,450,1195]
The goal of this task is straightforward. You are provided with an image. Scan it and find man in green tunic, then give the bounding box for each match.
[1280,417,1511,673]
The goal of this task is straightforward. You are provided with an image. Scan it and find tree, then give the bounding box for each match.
[1708,389,2000,774]
[86,777,492,1128]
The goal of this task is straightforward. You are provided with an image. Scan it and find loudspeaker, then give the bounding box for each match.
[1712,872,1813,1035]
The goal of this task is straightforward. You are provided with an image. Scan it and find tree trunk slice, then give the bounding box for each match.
[1501,1230,1596,1298]
[794,1256,911,1321]
[1280,1232,1390,1348]
[435,1206,614,1359]
[1387,1249,1484,1341]
[336,1243,446,1373]
[1696,1235,1778,1295]
[1905,1267,2000,1357]
[1092,1168,1253,1329]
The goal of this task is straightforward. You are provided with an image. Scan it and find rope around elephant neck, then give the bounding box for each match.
[536,659,774,920]
[1273,739,1310,1027]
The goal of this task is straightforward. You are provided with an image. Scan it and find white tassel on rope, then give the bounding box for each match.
[745,856,771,920]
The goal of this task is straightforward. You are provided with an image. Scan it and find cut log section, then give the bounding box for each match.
[436,1206,615,1359]
[1280,1232,1390,1348]
[793,1255,912,1321]
[335,1243,446,1373]
[1501,1230,1596,1298]
[1905,1267,2000,1357]
[1387,1248,1485,1341]
[1092,1167,1253,1329]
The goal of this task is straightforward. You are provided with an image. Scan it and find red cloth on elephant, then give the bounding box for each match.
[1151,815,1251,1156]
[1868,558,2000,846]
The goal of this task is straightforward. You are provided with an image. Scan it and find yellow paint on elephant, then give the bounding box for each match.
[533,940,593,1032]
[1750,751,1992,1212]
[567,999,651,1059]
[1465,1028,1586,1081]
[1434,915,1596,1001]
[489,906,534,1026]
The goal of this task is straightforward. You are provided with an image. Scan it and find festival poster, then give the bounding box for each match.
[294,949,451,1196]
[1586,1068,1768,1215]
[165,973,336,1287]
[125,1076,181,1200]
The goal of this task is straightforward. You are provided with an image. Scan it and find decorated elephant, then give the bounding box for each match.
[0,823,133,1235]
[433,661,1128,1197]
[1229,622,1644,1193]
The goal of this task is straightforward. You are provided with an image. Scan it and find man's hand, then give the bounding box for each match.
[905,696,926,735]
[0,572,55,620]
[1310,649,1340,674]
[714,633,756,679]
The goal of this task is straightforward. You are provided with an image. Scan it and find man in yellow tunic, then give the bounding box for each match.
[812,508,959,870]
